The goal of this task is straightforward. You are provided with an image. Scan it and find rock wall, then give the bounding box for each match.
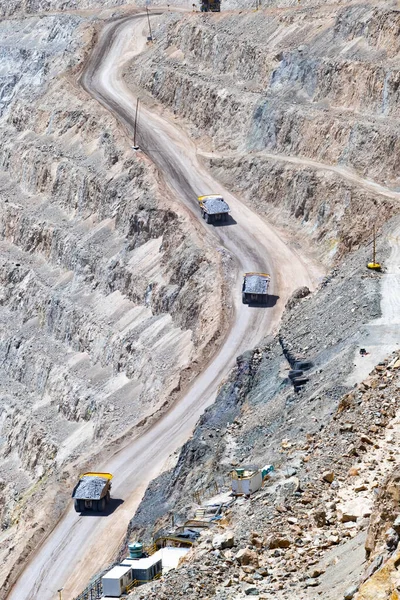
[125,3,400,259]
[0,9,225,595]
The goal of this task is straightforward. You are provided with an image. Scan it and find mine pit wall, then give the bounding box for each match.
[0,10,226,595]
[127,236,383,544]
[125,4,400,260]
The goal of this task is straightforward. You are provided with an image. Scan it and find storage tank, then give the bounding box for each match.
[128,542,143,559]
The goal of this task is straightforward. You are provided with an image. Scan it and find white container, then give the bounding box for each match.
[102,565,133,597]
[231,470,263,495]
[120,554,162,583]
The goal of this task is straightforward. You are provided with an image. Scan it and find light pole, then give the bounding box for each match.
[133,98,140,151]
[146,7,153,41]
[57,588,63,600]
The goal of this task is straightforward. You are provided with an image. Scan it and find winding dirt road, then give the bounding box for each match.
[7,11,318,600]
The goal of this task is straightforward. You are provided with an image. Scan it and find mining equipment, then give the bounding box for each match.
[72,472,113,513]
[367,226,381,271]
[198,194,230,223]
[242,272,270,304]
[200,0,221,12]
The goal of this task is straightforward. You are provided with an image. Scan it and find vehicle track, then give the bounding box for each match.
[7,11,317,600]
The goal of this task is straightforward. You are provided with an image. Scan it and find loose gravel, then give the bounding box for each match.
[73,477,108,500]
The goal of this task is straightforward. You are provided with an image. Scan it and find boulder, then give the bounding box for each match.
[212,531,235,550]
[314,509,327,527]
[266,536,291,549]
[235,548,259,567]
[337,498,373,522]
[343,585,358,599]
[245,587,260,596]
[322,471,335,484]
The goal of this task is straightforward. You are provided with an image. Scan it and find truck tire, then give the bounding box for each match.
[74,499,81,513]
[98,497,106,512]
[106,491,111,504]
[242,293,248,304]
[205,213,210,224]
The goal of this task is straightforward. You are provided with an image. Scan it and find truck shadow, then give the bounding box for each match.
[212,215,237,226]
[78,498,124,517]
[247,294,279,308]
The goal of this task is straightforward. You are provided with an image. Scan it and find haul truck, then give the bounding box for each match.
[242,272,270,304]
[198,194,230,223]
[72,472,113,513]
[200,0,221,11]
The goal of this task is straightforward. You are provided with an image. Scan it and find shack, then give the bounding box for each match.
[231,468,263,496]
[101,565,133,597]
[120,554,162,585]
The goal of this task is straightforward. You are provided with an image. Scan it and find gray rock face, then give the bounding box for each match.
[0,7,225,591]
[127,5,399,259]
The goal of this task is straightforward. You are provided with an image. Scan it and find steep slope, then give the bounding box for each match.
[0,8,226,596]
[125,3,400,261]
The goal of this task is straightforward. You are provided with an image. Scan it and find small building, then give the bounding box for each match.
[120,554,162,584]
[101,565,133,598]
[231,468,263,496]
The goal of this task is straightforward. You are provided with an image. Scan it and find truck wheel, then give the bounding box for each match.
[74,499,81,513]
[98,497,106,512]
[242,293,248,304]
[105,491,111,504]
[205,213,210,223]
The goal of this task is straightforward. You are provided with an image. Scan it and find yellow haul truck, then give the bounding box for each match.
[72,472,113,513]
[198,194,230,224]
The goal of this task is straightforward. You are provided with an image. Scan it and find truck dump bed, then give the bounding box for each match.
[243,274,270,295]
[242,273,270,304]
[201,196,230,215]
[72,472,112,500]
[72,477,107,500]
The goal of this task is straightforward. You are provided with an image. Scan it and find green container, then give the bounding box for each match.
[128,542,143,559]
[236,468,245,478]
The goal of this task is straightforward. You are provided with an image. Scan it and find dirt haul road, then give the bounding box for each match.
[6,12,318,600]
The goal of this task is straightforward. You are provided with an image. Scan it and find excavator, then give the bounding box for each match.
[200,0,221,11]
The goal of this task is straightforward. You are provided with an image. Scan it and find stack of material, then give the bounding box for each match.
[73,476,107,500]
[204,197,230,214]
[244,275,269,294]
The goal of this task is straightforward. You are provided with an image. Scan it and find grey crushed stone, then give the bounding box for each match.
[73,476,108,500]
[203,197,230,215]
[243,275,269,294]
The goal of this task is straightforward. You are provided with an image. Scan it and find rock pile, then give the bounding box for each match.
[128,352,400,599]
